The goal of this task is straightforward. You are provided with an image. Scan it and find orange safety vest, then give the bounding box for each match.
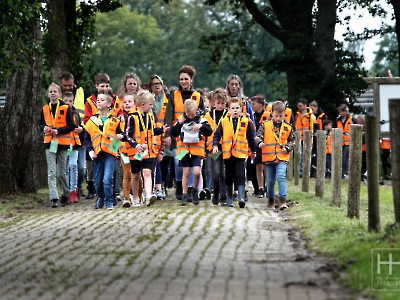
[71,113,81,146]
[154,93,169,151]
[261,120,292,163]
[266,105,292,124]
[84,94,121,124]
[295,108,315,140]
[336,115,354,146]
[204,109,228,151]
[326,132,332,155]
[126,112,158,160]
[220,116,250,159]
[118,113,128,155]
[258,110,271,125]
[315,112,326,131]
[85,114,120,156]
[43,102,74,145]
[173,90,201,125]
[380,138,391,150]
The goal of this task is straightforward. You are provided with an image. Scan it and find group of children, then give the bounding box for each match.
[40,67,391,211]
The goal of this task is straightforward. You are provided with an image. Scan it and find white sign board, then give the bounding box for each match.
[379,84,400,133]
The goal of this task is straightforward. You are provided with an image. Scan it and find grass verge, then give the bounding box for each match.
[287,178,399,300]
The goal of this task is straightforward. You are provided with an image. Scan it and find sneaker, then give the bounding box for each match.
[146,194,157,206]
[122,198,131,208]
[60,196,69,207]
[181,194,188,207]
[198,189,206,200]
[51,199,58,208]
[107,205,114,210]
[130,196,141,207]
[95,198,104,209]
[212,195,219,206]
[204,188,211,199]
[233,192,238,201]
[187,187,193,202]
[156,191,163,200]
[258,189,264,198]
[192,188,199,205]
[239,201,246,208]
[113,196,118,207]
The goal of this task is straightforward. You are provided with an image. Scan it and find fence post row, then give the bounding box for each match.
[389,100,400,225]
[293,131,301,186]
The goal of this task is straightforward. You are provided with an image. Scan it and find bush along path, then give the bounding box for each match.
[0,191,370,300]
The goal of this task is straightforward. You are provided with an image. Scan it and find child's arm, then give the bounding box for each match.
[212,123,223,154]
[255,123,265,147]
[284,128,296,153]
[199,119,213,137]
[83,98,93,125]
[170,115,185,137]
[84,130,96,159]
[246,123,257,154]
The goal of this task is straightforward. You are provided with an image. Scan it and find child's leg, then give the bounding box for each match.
[45,149,59,201]
[57,149,70,199]
[256,163,264,192]
[234,158,246,207]
[92,155,105,207]
[265,164,276,199]
[142,168,153,197]
[121,157,131,200]
[276,162,287,197]
[103,154,115,208]
[68,150,79,192]
[131,173,140,198]
[77,146,86,192]
[224,158,235,207]
[182,167,190,195]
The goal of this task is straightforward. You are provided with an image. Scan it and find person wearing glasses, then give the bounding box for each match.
[164,65,204,202]
[148,74,173,201]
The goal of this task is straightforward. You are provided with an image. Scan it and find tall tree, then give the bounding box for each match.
[0,2,46,194]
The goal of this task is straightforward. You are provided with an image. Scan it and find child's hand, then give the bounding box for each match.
[193,124,202,131]
[74,127,83,134]
[162,124,170,133]
[135,144,146,152]
[163,136,171,146]
[89,150,97,160]
[178,115,186,124]
[258,142,265,148]
[212,146,218,154]
[44,126,52,133]
[157,153,163,162]
[51,129,58,136]
[281,147,288,154]
[251,152,256,160]
[115,134,123,141]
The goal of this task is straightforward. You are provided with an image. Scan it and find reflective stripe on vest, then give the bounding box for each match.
[220,116,249,159]
[173,90,201,125]
[261,120,291,162]
[85,114,120,156]
[43,103,74,145]
[336,115,353,146]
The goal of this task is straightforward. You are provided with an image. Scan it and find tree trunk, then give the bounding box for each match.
[47,0,69,82]
[0,22,46,194]
[392,0,400,76]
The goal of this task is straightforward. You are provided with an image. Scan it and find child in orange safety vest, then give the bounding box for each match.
[84,93,127,210]
[40,83,75,208]
[171,99,212,206]
[255,101,295,210]
[212,97,256,208]
[322,119,333,178]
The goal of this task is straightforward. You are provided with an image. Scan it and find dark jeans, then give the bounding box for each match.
[211,154,226,198]
[224,157,245,187]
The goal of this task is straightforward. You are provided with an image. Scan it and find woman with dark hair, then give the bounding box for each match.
[164,65,204,200]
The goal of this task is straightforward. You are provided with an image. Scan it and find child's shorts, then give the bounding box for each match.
[130,158,155,174]
[253,147,263,164]
[179,155,202,168]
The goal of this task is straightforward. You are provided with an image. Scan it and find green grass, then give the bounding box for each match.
[287,179,399,300]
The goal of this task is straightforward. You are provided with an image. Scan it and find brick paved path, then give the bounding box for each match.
[0,194,367,300]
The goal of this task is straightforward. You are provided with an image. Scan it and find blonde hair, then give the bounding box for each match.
[47,83,61,95]
[272,101,285,113]
[135,90,154,105]
[98,93,112,103]
[184,99,198,114]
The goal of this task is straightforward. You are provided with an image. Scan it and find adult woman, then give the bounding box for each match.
[148,74,172,200]
[117,73,142,98]
[164,65,203,200]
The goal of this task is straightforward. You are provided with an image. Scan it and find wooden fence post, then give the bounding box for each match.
[294,131,301,186]
[287,151,293,181]
[331,128,342,206]
[389,100,400,224]
[366,115,380,232]
[302,130,312,193]
[315,130,326,198]
[347,124,363,219]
